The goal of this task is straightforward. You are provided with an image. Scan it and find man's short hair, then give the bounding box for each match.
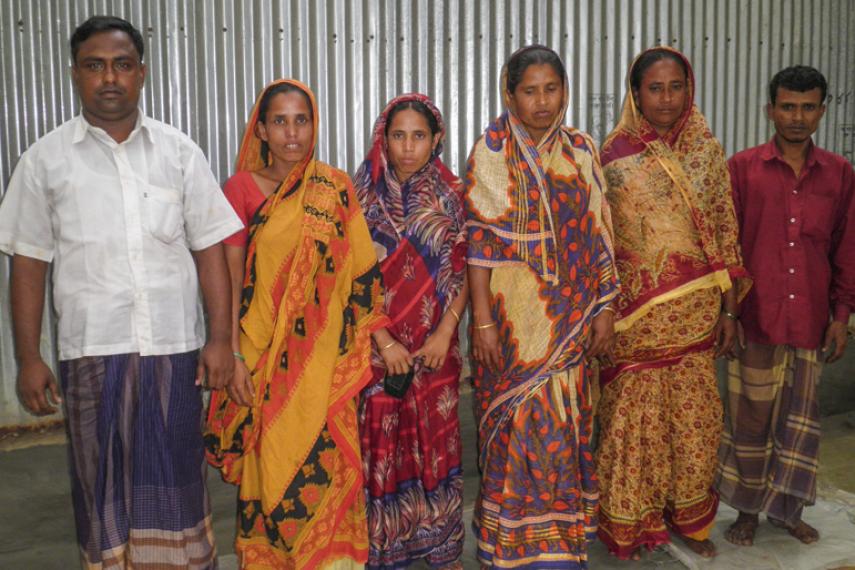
[70,15,145,63]
[768,65,828,104]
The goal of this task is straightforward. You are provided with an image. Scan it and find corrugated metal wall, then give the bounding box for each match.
[1,0,853,428]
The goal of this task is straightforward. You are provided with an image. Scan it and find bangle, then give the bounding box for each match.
[722,310,739,321]
[474,322,496,330]
[449,307,461,322]
[380,340,397,351]
[233,351,246,361]
[602,306,616,314]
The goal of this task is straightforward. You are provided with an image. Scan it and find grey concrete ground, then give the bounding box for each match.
[2,374,854,569]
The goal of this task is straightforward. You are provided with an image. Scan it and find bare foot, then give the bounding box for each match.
[678,535,717,558]
[768,517,820,544]
[608,548,642,561]
[725,512,758,546]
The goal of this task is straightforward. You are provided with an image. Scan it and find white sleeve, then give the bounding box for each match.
[179,140,243,251]
[0,150,55,261]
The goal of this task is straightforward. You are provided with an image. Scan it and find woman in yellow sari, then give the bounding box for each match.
[595,47,750,560]
[205,79,388,569]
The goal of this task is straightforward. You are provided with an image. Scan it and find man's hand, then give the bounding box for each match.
[17,358,61,415]
[197,339,234,389]
[822,321,848,363]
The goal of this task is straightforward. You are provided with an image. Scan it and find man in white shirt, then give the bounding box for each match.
[0,16,242,569]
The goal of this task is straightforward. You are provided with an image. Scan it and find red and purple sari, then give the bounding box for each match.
[354,93,467,569]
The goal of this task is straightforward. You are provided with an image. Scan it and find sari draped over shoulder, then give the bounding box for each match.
[205,79,388,569]
[595,48,750,558]
[464,46,619,569]
[354,94,467,568]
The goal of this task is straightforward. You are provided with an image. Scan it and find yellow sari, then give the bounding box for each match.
[206,80,387,569]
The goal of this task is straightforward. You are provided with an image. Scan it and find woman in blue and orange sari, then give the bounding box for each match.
[354,94,468,569]
[205,79,388,569]
[595,47,750,560]
[465,45,619,568]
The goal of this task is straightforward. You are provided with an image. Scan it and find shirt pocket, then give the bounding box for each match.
[802,192,835,242]
[144,184,185,243]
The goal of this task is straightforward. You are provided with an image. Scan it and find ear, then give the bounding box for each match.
[138,63,147,88]
[431,132,441,153]
[255,121,269,142]
[765,102,774,121]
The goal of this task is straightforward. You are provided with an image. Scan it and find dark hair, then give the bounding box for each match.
[384,100,440,136]
[256,83,313,164]
[630,48,688,92]
[70,16,145,63]
[768,65,828,104]
[506,45,566,93]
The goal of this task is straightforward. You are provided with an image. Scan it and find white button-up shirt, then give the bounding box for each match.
[0,113,243,360]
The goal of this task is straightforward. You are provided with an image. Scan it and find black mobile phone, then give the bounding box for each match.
[383,368,415,399]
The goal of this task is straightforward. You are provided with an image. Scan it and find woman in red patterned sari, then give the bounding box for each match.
[596,47,750,560]
[354,94,468,569]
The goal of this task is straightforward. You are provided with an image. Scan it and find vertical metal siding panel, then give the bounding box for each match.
[469,0,491,168]
[344,0,365,172]
[327,1,348,171]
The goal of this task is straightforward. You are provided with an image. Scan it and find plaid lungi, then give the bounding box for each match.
[715,341,822,525]
[60,352,216,569]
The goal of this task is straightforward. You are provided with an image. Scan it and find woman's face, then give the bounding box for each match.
[508,63,563,144]
[386,108,439,182]
[633,58,688,137]
[256,90,313,172]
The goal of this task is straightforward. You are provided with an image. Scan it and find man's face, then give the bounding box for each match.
[767,87,826,144]
[72,30,145,125]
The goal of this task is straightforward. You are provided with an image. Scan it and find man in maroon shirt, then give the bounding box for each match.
[716,65,855,547]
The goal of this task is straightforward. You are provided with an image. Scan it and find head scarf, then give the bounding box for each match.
[601,47,750,326]
[465,45,616,286]
[354,93,466,311]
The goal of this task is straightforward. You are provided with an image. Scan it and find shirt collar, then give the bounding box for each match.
[761,135,827,168]
[72,110,154,145]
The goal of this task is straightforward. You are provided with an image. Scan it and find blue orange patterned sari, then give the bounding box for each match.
[464,46,618,569]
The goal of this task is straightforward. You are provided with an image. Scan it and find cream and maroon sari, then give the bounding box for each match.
[595,47,750,558]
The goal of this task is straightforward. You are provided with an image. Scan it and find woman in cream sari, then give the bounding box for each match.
[596,47,750,560]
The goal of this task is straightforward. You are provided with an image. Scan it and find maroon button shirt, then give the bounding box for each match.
[729,138,855,349]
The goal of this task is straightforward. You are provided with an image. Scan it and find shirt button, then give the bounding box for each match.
[789,268,795,274]
[789,217,796,223]
[789,242,795,247]
[789,294,795,299]
[792,189,798,194]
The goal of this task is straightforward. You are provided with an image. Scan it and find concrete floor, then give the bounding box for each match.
[2,391,854,569]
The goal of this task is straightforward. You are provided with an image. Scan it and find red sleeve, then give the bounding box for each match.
[222,173,251,247]
[831,161,855,322]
